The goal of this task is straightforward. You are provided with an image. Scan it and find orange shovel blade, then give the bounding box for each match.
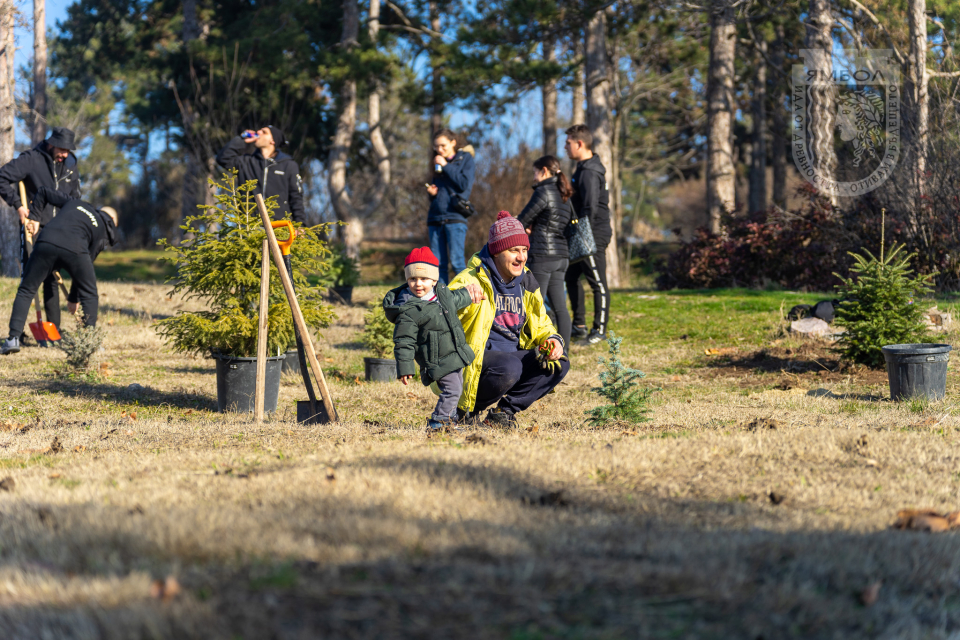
[29,321,61,343]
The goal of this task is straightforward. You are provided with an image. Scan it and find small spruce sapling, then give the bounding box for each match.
[587,332,653,426]
[362,300,394,359]
[57,305,105,371]
[834,210,934,368]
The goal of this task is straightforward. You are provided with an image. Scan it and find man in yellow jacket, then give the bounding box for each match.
[449,210,568,429]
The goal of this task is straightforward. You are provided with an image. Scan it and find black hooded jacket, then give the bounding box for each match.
[31,187,116,259]
[216,136,305,223]
[0,141,81,226]
[517,176,572,259]
[570,155,612,249]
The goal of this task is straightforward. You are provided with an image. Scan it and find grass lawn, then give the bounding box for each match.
[0,278,959,638]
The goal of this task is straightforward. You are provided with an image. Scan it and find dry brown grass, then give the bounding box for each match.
[0,280,959,638]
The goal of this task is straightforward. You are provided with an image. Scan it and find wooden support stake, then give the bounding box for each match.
[255,194,338,422]
[254,238,270,423]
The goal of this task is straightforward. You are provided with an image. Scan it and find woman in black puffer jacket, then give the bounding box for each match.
[517,155,573,350]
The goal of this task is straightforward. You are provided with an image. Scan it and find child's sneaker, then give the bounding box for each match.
[427,418,462,434]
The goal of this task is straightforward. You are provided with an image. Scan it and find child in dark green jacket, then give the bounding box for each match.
[383,247,483,432]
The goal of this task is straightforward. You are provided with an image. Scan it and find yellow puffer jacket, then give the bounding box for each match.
[449,252,559,411]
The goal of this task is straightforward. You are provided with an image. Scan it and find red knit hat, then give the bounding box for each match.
[487,210,529,255]
[404,246,440,281]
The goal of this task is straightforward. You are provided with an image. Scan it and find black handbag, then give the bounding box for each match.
[564,209,597,264]
[452,195,478,218]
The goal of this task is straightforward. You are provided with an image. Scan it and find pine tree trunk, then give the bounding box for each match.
[749,38,767,214]
[180,0,201,239]
[806,0,837,204]
[770,24,788,208]
[706,0,736,234]
[429,0,442,137]
[327,0,391,262]
[572,41,585,126]
[585,8,620,288]
[542,35,557,157]
[0,1,16,276]
[31,0,46,145]
[906,0,928,196]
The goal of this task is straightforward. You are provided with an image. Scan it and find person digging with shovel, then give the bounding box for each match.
[2,188,117,355]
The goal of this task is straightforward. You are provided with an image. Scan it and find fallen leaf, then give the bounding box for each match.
[405,392,417,400]
[865,458,879,467]
[184,409,193,416]
[465,434,489,445]
[670,375,681,382]
[73,445,85,453]
[354,376,364,385]
[150,576,181,602]
[48,472,62,479]
[913,417,938,428]
[128,412,137,422]
[861,581,882,606]
[525,425,539,434]
[286,430,295,436]
[620,430,638,436]
[0,477,15,492]
[768,491,785,505]
[49,437,63,454]
[325,467,336,482]
[892,508,958,532]
[106,319,114,326]
[124,430,134,436]
[324,357,334,363]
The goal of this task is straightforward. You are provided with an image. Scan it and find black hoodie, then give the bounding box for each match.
[216,136,305,223]
[31,188,116,258]
[0,141,81,226]
[570,155,612,249]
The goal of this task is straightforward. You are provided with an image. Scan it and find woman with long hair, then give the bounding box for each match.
[517,155,573,350]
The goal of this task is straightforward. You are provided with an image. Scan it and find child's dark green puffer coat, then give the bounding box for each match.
[382,282,475,385]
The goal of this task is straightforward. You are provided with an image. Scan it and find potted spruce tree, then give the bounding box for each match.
[362,299,396,382]
[329,250,360,305]
[156,172,336,413]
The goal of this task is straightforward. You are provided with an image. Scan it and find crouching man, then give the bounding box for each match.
[449,210,569,429]
[2,187,117,354]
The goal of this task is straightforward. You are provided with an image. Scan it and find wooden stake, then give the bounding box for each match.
[254,238,270,423]
[255,194,338,422]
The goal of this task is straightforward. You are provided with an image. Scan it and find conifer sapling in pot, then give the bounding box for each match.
[362,299,395,382]
[155,172,337,411]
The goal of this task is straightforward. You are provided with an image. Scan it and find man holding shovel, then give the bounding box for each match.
[2,188,117,355]
[0,127,82,339]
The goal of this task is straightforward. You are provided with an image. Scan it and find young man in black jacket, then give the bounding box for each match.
[0,127,82,334]
[216,126,305,223]
[563,124,611,345]
[1,188,117,355]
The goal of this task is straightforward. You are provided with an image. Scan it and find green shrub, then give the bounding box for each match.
[155,172,337,358]
[834,229,934,368]
[587,332,653,426]
[362,298,394,359]
[330,249,361,287]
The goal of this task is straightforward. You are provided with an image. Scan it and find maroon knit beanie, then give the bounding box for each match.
[487,210,529,255]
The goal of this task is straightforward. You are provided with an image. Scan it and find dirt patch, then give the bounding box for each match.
[699,343,888,388]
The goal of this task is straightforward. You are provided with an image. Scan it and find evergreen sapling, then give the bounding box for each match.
[57,304,105,372]
[362,300,394,359]
[587,332,654,426]
[834,211,934,368]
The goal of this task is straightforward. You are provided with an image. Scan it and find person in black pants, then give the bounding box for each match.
[1,188,117,355]
[517,155,573,351]
[563,124,611,345]
[0,127,82,337]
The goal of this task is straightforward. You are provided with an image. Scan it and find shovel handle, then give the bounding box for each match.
[270,220,295,256]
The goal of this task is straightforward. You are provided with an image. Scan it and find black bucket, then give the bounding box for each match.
[329,285,353,305]
[364,357,396,383]
[214,353,284,413]
[281,349,300,375]
[881,343,952,401]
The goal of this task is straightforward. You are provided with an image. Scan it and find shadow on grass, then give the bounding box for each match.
[6,376,217,412]
[99,304,175,322]
[0,453,951,639]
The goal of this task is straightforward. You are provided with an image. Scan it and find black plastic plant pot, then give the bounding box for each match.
[281,349,300,375]
[364,357,396,383]
[881,343,952,402]
[329,285,354,305]
[214,353,284,413]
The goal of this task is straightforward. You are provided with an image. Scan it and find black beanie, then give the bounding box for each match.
[267,125,286,148]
